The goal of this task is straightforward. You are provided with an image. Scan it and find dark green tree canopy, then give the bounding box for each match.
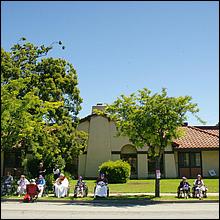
[1,38,87,172]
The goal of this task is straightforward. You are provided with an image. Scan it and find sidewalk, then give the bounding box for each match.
[1,192,218,204]
[86,192,219,197]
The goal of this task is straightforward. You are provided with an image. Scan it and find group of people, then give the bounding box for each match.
[16,174,46,197]
[177,174,208,199]
[2,164,209,200]
[1,162,68,199]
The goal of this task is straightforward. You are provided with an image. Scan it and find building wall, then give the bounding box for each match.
[84,116,112,178]
[137,154,148,179]
[78,154,86,177]
[163,144,178,178]
[164,153,177,178]
[202,150,219,177]
[78,114,153,178]
[78,114,178,179]
[78,113,219,179]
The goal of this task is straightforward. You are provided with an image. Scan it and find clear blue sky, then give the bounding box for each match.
[1,1,219,125]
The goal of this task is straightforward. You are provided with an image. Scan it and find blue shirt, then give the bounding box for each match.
[37,178,46,186]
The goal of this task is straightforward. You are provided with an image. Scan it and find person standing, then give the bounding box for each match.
[38,162,46,178]
[53,165,60,180]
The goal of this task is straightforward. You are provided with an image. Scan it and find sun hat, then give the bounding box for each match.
[30,179,36,183]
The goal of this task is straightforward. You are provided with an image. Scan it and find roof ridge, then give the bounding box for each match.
[187,126,219,137]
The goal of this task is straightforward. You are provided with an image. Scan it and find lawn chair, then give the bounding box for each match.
[25,181,40,202]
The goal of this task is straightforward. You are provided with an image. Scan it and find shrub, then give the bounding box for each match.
[45,173,54,191]
[26,157,40,178]
[99,160,131,183]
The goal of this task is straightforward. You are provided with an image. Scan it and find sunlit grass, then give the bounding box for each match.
[69,178,219,194]
[2,179,218,201]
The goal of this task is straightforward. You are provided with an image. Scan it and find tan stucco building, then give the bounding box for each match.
[77,105,219,179]
[1,104,219,179]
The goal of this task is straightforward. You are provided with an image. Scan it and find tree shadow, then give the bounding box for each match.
[63,195,157,207]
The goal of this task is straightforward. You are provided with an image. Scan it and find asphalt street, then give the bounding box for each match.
[1,201,219,219]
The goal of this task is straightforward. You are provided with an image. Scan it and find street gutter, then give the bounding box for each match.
[1,198,219,204]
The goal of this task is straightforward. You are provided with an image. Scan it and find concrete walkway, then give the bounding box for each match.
[52,192,219,197]
[96,192,219,197]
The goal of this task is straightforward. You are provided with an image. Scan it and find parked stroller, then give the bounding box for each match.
[23,179,40,203]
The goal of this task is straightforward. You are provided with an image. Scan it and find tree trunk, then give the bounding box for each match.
[155,156,161,197]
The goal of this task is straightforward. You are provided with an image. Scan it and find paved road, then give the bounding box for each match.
[1,201,219,219]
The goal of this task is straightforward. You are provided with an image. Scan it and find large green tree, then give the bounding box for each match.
[96,88,205,197]
[1,38,87,175]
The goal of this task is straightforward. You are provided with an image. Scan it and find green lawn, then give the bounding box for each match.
[69,178,219,194]
[2,178,218,201]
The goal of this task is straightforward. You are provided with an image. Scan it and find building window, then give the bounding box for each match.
[178,152,202,178]
[148,155,164,176]
[120,145,137,177]
[178,152,201,168]
[121,154,137,175]
[190,153,201,167]
[179,153,190,167]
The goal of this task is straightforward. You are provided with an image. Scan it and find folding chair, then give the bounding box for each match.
[26,183,39,202]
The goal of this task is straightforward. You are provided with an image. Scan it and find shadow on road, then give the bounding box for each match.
[62,195,157,207]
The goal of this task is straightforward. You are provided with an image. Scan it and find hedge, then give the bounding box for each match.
[99,160,131,183]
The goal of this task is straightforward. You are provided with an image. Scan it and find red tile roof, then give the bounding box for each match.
[173,126,219,150]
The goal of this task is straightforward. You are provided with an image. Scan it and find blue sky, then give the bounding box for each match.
[1,1,219,125]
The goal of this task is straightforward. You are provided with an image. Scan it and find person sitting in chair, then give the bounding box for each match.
[17,175,30,197]
[193,174,207,199]
[177,176,191,198]
[96,173,108,184]
[54,173,69,198]
[36,175,46,197]
[25,179,40,202]
[2,172,14,195]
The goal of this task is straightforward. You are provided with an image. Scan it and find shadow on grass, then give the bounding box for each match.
[63,195,157,207]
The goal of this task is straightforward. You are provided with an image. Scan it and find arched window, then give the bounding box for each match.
[120,145,137,178]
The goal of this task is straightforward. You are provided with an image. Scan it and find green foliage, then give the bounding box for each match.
[1,38,88,173]
[95,87,205,196]
[96,88,205,159]
[63,171,72,180]
[99,160,131,183]
[45,173,54,191]
[26,157,40,179]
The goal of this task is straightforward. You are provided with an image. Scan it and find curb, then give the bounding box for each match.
[1,198,219,204]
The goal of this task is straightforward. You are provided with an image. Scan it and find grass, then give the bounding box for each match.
[2,179,218,201]
[69,178,219,193]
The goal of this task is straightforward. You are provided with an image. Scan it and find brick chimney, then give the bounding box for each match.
[92,103,106,114]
